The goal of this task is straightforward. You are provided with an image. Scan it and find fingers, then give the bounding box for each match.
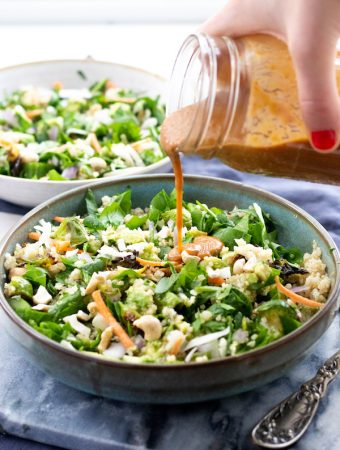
[199,0,284,39]
[288,23,340,152]
[199,0,340,152]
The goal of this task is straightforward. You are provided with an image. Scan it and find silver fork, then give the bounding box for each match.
[252,349,340,449]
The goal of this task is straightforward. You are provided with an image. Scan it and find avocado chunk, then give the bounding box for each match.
[256,299,301,335]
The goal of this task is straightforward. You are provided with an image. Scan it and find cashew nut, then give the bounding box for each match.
[133,315,162,341]
[9,267,27,279]
[48,262,66,275]
[98,326,114,352]
[88,157,107,172]
[244,255,257,272]
[85,272,106,294]
[233,258,246,275]
[87,301,97,315]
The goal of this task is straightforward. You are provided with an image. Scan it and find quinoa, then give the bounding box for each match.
[303,241,331,302]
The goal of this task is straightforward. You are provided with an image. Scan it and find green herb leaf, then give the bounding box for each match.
[32,321,73,342]
[83,215,105,230]
[148,190,171,222]
[126,214,148,230]
[213,227,250,248]
[54,217,89,246]
[85,189,98,215]
[20,162,53,179]
[155,273,179,294]
[48,288,85,321]
[10,296,47,324]
[47,169,66,181]
[100,202,124,227]
[24,265,48,287]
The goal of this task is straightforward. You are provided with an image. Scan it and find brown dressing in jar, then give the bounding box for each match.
[161,34,340,185]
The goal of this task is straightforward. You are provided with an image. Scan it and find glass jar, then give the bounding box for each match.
[161,33,340,184]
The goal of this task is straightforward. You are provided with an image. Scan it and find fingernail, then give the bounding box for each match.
[311,129,337,151]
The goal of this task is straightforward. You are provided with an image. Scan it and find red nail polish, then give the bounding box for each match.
[311,129,336,151]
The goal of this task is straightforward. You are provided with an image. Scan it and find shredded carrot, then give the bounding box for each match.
[27,231,80,254]
[208,277,225,286]
[275,276,323,308]
[88,133,103,154]
[92,135,102,153]
[53,80,63,90]
[169,337,184,355]
[27,230,82,255]
[26,109,43,119]
[28,231,41,241]
[92,290,135,349]
[6,145,19,160]
[52,240,74,253]
[105,80,117,89]
[136,257,165,267]
[53,216,65,223]
[64,246,82,253]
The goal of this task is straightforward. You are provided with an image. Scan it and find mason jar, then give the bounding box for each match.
[161,33,340,184]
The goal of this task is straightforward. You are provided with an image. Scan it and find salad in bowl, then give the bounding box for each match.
[0,59,169,207]
[3,187,331,364]
[0,79,165,181]
[0,175,338,403]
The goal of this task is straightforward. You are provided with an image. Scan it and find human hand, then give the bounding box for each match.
[200,0,340,152]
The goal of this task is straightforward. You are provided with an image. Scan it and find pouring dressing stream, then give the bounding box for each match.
[168,152,184,252]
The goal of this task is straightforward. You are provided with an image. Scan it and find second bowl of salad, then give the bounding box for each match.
[0,59,169,207]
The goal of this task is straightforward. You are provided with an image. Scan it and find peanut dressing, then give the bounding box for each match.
[168,151,184,252]
[167,151,224,259]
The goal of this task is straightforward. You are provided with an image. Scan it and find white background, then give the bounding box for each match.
[0,24,194,78]
[0,1,223,236]
[0,0,224,24]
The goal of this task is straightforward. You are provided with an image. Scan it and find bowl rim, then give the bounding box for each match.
[0,57,166,81]
[0,173,339,371]
[0,57,169,186]
[0,157,171,186]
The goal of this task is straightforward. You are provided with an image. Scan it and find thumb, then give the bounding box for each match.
[289,33,340,152]
[199,0,283,38]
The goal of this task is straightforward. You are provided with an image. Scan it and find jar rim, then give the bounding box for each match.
[166,33,241,153]
[167,33,217,151]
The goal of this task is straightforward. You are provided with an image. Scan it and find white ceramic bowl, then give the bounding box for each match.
[0,59,170,208]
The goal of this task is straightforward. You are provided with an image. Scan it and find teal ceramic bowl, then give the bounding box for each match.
[0,175,339,404]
